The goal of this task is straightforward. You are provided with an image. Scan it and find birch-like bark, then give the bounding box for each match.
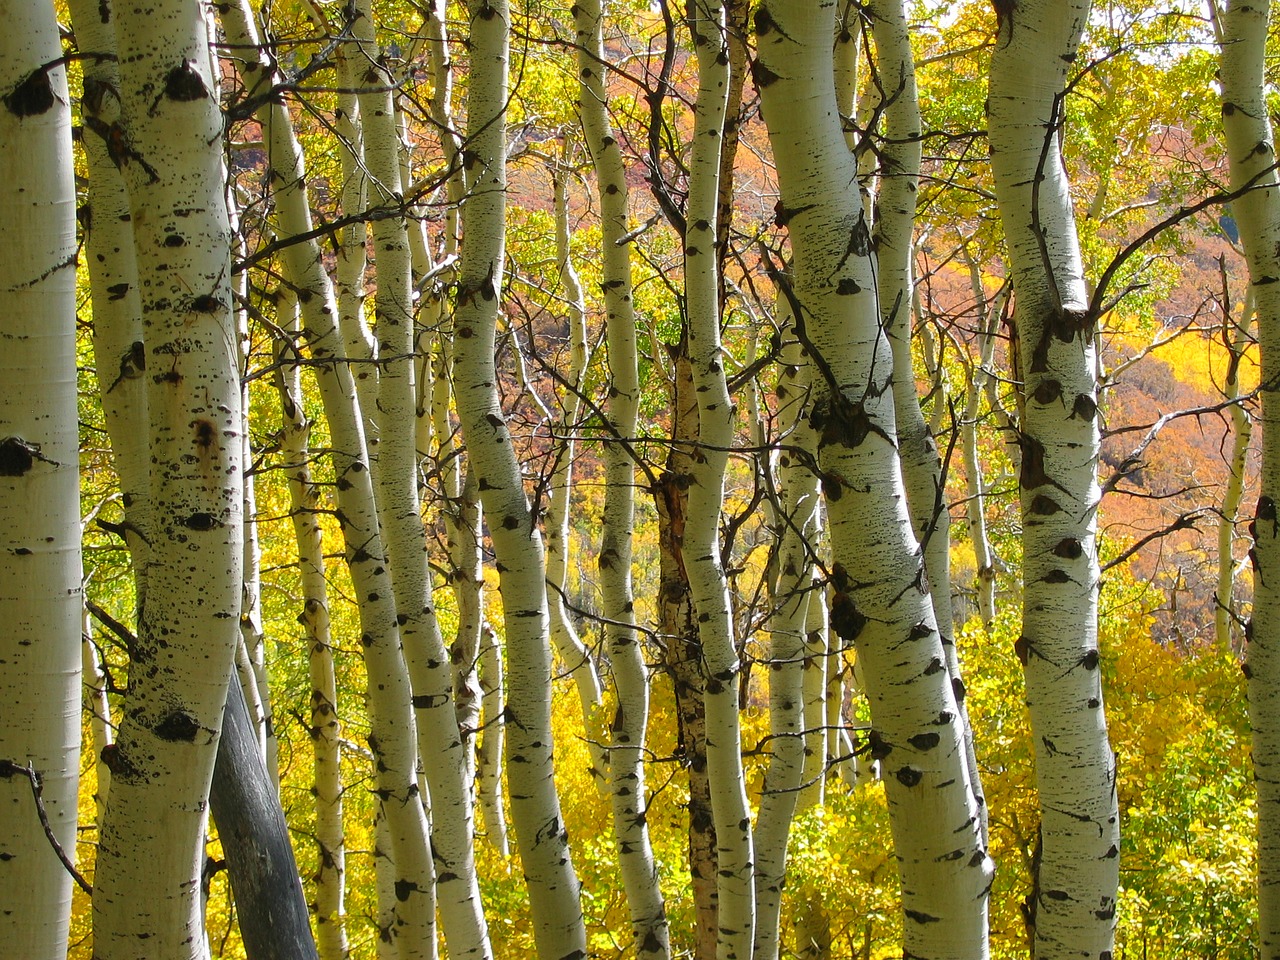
[572,0,669,951]
[90,0,244,953]
[0,8,81,956]
[84,614,114,824]
[756,4,991,955]
[275,289,350,960]
[476,622,508,855]
[655,352,718,960]
[1218,1,1280,952]
[868,0,984,835]
[989,2,1119,954]
[453,1,587,954]
[67,0,152,601]
[544,158,609,791]
[234,242,275,781]
[216,6,438,957]
[753,328,821,960]
[682,5,755,956]
[961,254,1004,629]
[346,0,491,951]
[1216,280,1253,650]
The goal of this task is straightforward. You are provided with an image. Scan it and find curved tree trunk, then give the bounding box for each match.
[756,4,992,955]
[0,7,81,956]
[989,2,1119,955]
[681,5,756,957]
[867,0,985,838]
[1217,0,1280,952]
[90,0,244,953]
[572,0,670,953]
[275,289,351,960]
[452,2,587,955]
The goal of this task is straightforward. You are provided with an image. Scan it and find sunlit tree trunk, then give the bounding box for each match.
[572,0,670,952]
[274,288,350,960]
[217,6,439,957]
[681,5,755,956]
[756,4,992,956]
[90,0,243,953]
[1216,278,1253,650]
[544,157,609,791]
[655,350,719,960]
[1218,0,1280,952]
[753,323,822,960]
[989,1,1119,955]
[868,0,984,837]
[476,622,508,855]
[346,0,491,951]
[0,7,81,956]
[452,1,587,955]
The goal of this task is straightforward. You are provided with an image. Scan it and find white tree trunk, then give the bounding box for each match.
[90,0,244,953]
[346,0,491,951]
[274,288,351,960]
[217,6,440,957]
[682,5,755,957]
[0,6,81,956]
[1218,0,1280,952]
[753,326,822,960]
[476,622,509,855]
[989,2,1119,955]
[544,158,609,792]
[868,0,985,838]
[572,1,670,952]
[453,1,587,956]
[756,4,992,955]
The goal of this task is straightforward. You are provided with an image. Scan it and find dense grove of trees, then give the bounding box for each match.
[1,0,1278,957]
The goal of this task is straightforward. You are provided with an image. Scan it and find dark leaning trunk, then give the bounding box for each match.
[211,679,318,960]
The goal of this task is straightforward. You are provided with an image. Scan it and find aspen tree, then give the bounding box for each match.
[681,4,756,955]
[753,322,822,960]
[867,0,984,835]
[215,6,441,957]
[572,0,670,951]
[0,4,81,957]
[756,3,992,955]
[346,1,493,951]
[1217,0,1280,951]
[654,351,719,960]
[476,622,509,855]
[543,155,610,792]
[419,0,489,794]
[274,289,350,960]
[960,253,1006,630]
[89,0,244,953]
[989,1,1119,953]
[453,0,588,954]
[66,0,152,593]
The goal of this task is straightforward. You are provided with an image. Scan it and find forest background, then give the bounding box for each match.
[1,0,1276,957]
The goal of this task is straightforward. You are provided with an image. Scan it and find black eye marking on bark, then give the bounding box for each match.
[163,61,210,103]
[4,67,56,117]
[183,512,218,531]
[154,710,201,742]
[0,437,43,476]
[895,766,923,788]
[908,732,940,751]
[193,418,216,449]
[190,293,224,313]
